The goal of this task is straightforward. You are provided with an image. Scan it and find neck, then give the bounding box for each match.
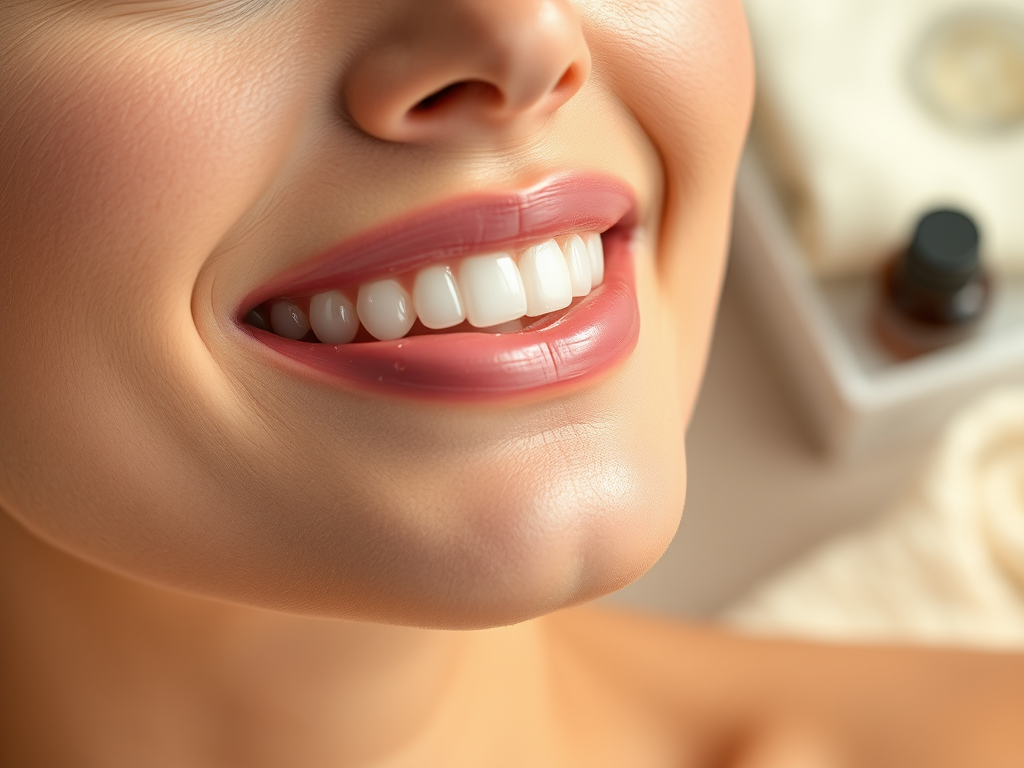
[0,512,560,767]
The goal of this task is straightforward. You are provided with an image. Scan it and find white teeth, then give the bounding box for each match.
[357,279,416,341]
[270,301,310,340]
[562,234,592,297]
[261,232,605,343]
[519,239,573,317]
[309,290,359,344]
[458,252,528,328]
[413,264,466,329]
[585,232,604,286]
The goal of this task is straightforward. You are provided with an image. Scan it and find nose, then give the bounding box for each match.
[344,0,591,144]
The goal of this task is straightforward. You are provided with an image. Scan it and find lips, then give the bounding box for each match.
[237,173,641,399]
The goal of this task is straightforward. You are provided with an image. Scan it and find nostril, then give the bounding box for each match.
[552,65,582,98]
[411,81,503,115]
[412,84,457,114]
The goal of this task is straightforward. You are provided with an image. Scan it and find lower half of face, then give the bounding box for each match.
[0,0,752,628]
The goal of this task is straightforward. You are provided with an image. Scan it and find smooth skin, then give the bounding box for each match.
[0,1,1022,766]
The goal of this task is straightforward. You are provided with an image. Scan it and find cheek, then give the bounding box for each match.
[0,28,305,553]
[1,33,300,304]
[583,0,754,183]
[585,0,755,420]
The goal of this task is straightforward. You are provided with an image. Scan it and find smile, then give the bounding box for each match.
[249,231,606,343]
[237,173,641,399]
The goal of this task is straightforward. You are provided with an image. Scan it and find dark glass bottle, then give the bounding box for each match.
[874,209,990,360]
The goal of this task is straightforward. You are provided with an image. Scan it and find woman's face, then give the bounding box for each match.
[0,0,752,627]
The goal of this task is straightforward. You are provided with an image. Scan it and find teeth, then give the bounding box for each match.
[413,264,466,329]
[562,234,592,297]
[458,252,528,328]
[585,232,604,286]
[245,306,271,332]
[270,301,310,340]
[357,279,416,341]
[310,290,359,344]
[519,239,572,317]
[257,231,606,343]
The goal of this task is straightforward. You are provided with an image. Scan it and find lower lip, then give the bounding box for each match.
[242,232,639,400]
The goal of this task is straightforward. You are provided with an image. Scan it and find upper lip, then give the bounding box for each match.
[238,172,637,318]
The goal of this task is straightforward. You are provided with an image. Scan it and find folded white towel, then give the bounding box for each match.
[745,0,1024,277]
[725,389,1024,649]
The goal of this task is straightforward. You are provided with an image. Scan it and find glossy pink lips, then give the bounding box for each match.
[239,173,640,399]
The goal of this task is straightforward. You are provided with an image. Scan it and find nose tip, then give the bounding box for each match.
[344,0,591,144]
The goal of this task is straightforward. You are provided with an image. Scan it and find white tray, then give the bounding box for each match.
[730,147,1024,458]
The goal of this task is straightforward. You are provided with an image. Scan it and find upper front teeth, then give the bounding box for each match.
[459,253,529,328]
[261,232,605,343]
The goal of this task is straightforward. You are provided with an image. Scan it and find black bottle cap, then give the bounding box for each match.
[902,209,981,291]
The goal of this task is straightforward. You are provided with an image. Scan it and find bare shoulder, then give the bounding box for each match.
[544,605,1024,768]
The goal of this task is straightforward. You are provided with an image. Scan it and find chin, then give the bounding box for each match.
[157,344,687,630]
[376,442,686,631]
[269,464,685,630]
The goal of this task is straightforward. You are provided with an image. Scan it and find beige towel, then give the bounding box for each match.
[745,0,1024,277]
[725,389,1024,649]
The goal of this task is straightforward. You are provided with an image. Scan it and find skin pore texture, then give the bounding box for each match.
[0,1,1022,766]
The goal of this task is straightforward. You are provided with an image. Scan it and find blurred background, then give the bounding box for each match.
[606,0,1024,647]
